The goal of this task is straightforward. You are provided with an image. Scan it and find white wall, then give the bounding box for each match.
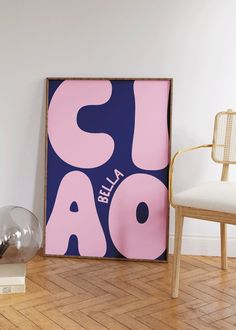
[1,0,236,255]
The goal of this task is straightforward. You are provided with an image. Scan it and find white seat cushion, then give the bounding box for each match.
[173,181,236,214]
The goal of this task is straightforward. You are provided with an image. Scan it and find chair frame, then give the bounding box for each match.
[169,138,236,298]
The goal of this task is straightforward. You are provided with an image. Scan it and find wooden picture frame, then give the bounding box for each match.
[44,78,172,262]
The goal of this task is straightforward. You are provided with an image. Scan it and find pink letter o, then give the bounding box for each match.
[109,174,167,259]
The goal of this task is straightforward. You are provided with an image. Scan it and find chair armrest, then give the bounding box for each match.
[169,144,213,207]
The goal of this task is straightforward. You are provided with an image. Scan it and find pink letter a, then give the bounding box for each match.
[45,171,107,257]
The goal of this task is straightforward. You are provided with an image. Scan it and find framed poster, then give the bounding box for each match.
[44,78,172,261]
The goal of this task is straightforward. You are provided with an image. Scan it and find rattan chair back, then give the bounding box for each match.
[212,110,236,164]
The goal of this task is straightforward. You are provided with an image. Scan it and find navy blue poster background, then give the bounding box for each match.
[46,79,171,261]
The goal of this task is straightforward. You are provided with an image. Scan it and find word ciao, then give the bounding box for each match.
[98,169,124,204]
[46,79,170,260]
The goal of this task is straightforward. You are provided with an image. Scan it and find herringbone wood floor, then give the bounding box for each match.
[1,254,236,329]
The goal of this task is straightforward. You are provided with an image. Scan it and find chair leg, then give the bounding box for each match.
[220,223,227,270]
[171,206,184,298]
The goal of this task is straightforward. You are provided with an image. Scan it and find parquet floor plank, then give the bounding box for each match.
[213,319,236,329]
[43,309,86,329]
[66,311,108,329]
[0,312,18,329]
[0,306,40,329]
[80,296,137,315]
[184,318,219,330]
[13,292,72,311]
[105,278,151,299]
[27,274,68,294]
[204,306,236,322]
[1,254,236,329]
[191,282,236,305]
[199,301,231,314]
[221,314,236,325]
[90,312,130,330]
[20,307,63,329]
[59,294,115,314]
[127,298,185,318]
[0,290,49,307]
[65,275,107,297]
[80,277,129,298]
[105,297,160,316]
[136,315,175,330]
[36,292,93,312]
[181,271,222,285]
[44,274,89,295]
[105,313,152,330]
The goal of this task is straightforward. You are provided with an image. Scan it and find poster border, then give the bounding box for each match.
[43,77,173,263]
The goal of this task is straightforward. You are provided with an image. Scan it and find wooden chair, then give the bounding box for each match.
[169,109,236,298]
